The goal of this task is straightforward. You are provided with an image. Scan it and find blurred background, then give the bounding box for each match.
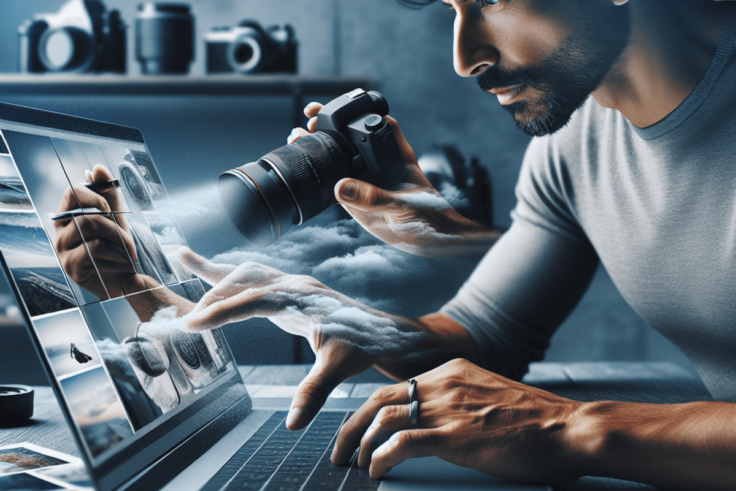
[0,0,695,385]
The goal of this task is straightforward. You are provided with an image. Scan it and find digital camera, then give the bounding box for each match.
[204,21,297,74]
[219,89,406,246]
[19,0,126,73]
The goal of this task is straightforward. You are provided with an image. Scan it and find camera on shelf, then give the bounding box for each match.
[18,0,126,74]
[205,20,298,74]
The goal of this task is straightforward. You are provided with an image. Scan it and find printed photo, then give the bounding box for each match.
[60,367,133,458]
[3,131,109,306]
[0,445,68,476]
[33,309,101,379]
[82,303,163,431]
[0,472,64,490]
[0,212,76,317]
[31,460,92,489]
[0,156,32,211]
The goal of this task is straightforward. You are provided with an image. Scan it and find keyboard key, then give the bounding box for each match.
[201,412,286,491]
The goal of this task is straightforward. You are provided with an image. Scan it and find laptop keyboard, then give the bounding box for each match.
[201,411,381,491]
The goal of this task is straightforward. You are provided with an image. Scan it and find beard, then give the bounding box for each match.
[477,4,631,137]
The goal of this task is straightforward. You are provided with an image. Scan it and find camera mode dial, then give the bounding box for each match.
[364,114,385,132]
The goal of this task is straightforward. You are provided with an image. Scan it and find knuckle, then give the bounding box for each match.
[397,431,414,449]
[371,385,393,403]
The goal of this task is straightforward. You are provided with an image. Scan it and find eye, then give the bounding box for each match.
[481,0,500,5]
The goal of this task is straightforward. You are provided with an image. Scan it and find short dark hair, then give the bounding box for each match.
[396,0,439,9]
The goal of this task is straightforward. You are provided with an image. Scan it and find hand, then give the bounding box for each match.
[178,249,425,430]
[289,103,499,258]
[54,165,154,298]
[331,358,584,484]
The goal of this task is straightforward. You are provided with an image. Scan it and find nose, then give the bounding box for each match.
[453,9,499,77]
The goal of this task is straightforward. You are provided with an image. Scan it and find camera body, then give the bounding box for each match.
[205,21,297,74]
[19,0,126,74]
[219,89,406,246]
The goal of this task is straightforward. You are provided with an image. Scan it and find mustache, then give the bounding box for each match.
[476,65,539,92]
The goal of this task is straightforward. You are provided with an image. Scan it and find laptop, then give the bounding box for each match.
[0,101,550,491]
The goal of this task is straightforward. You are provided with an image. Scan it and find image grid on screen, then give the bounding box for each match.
[0,125,238,464]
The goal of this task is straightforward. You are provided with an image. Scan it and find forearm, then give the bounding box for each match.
[568,400,736,490]
[373,312,483,381]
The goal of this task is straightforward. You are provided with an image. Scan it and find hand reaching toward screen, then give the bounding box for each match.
[177,248,426,430]
[288,103,500,258]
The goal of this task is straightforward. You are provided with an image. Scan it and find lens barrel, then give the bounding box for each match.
[136,3,194,74]
[219,132,350,246]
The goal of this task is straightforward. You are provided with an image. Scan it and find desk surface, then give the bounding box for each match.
[0,362,712,491]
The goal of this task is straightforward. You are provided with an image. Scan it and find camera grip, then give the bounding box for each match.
[372,131,408,188]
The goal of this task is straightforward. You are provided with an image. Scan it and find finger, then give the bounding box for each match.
[307,116,318,133]
[332,382,409,465]
[303,102,323,118]
[84,239,136,268]
[334,178,402,212]
[288,128,310,144]
[54,187,82,215]
[358,404,412,468]
[74,215,135,260]
[176,248,237,286]
[68,184,112,213]
[91,165,128,213]
[59,245,100,286]
[183,286,270,331]
[286,358,340,431]
[369,429,445,479]
[90,164,114,183]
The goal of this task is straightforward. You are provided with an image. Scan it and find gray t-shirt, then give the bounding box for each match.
[442,5,736,401]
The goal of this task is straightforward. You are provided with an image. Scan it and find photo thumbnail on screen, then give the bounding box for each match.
[32,309,102,380]
[83,279,234,432]
[3,130,194,307]
[0,212,76,317]
[3,130,112,305]
[0,154,32,212]
[60,366,134,458]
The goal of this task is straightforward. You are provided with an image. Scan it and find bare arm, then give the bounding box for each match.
[570,400,736,490]
[332,359,736,490]
[372,312,483,382]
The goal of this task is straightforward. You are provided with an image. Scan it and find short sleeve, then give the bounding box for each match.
[441,137,598,380]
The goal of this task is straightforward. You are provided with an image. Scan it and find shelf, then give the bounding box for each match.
[0,74,376,96]
[0,74,377,126]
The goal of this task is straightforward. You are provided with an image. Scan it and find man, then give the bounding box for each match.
[74,0,736,488]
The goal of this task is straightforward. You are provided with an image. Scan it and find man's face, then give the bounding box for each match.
[445,0,630,137]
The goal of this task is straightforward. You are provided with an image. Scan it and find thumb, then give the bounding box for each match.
[176,247,236,286]
[287,358,341,430]
[335,178,400,213]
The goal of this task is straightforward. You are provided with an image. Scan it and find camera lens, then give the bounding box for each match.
[39,27,94,72]
[219,132,351,246]
[170,330,201,370]
[227,35,262,73]
[136,3,194,74]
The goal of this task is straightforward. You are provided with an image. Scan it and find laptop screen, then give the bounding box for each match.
[0,103,247,488]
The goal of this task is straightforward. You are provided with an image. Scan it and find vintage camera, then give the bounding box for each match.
[205,21,297,74]
[219,89,406,246]
[117,151,166,211]
[18,0,126,73]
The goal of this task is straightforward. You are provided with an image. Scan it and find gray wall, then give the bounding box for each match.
[0,0,695,377]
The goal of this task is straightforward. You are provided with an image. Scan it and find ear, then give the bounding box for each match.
[612,0,629,5]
